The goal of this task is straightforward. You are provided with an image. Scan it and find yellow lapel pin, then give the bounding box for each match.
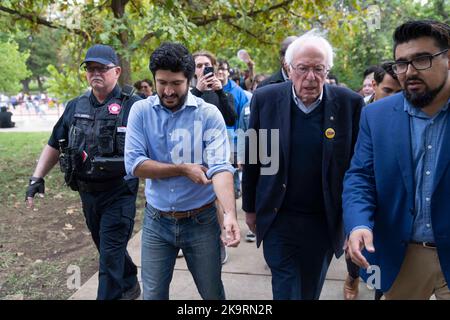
[325,128,335,139]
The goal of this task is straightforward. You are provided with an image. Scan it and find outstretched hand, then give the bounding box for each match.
[222,214,241,247]
[347,228,375,269]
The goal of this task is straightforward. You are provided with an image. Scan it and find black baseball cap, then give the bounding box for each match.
[80,44,119,66]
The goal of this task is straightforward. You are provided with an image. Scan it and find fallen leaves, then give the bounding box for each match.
[62,223,75,231]
[65,206,79,215]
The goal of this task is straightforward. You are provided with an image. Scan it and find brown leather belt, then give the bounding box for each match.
[157,201,215,219]
[410,241,436,248]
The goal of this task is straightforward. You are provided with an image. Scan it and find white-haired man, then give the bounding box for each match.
[242,32,365,299]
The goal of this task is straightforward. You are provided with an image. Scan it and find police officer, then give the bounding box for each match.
[25,44,141,300]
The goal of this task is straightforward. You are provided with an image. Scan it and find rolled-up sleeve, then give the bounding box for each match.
[203,107,235,179]
[124,101,151,176]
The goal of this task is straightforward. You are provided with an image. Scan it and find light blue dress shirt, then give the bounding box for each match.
[406,98,449,243]
[125,92,234,211]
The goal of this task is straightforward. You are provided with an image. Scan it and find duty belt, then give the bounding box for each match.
[77,178,124,193]
[155,201,215,219]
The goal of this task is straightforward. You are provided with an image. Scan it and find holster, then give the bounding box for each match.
[59,148,82,191]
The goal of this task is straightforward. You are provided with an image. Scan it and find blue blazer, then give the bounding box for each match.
[343,93,450,292]
[242,82,364,256]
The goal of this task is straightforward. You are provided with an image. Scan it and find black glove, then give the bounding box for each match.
[25,177,45,200]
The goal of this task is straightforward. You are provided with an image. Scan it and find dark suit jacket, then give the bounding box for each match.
[257,69,286,88]
[242,82,364,257]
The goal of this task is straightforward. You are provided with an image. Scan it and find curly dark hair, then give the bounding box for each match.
[149,42,195,81]
[393,20,450,54]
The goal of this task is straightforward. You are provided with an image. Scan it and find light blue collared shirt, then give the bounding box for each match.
[292,85,323,114]
[406,98,449,243]
[125,92,234,211]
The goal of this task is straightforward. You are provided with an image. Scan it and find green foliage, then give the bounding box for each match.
[0,40,31,93]
[16,28,62,79]
[45,64,87,104]
[330,0,449,90]
[1,0,448,92]
[1,0,358,86]
[0,132,49,205]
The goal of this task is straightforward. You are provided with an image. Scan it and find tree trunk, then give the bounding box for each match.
[119,55,131,86]
[36,76,44,92]
[111,0,131,85]
[21,78,30,94]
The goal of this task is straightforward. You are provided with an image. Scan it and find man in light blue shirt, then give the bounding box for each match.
[125,42,240,300]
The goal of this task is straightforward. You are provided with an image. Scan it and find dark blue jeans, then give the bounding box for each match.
[79,178,138,300]
[263,212,333,300]
[141,203,224,300]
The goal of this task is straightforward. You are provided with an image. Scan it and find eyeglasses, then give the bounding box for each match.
[392,49,449,74]
[83,65,117,73]
[290,64,328,77]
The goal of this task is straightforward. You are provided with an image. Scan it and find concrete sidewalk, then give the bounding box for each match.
[70,200,374,300]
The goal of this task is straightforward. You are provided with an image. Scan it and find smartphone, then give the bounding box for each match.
[203,66,214,77]
[203,66,214,88]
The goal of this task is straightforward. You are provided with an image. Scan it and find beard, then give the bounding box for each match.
[159,89,189,111]
[403,75,447,109]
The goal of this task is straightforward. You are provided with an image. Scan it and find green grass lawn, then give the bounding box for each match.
[0,132,72,207]
[0,132,91,299]
[0,132,144,299]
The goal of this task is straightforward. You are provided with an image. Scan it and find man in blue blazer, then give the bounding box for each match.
[242,32,364,300]
[343,20,450,299]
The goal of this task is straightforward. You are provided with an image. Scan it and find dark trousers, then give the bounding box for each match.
[263,212,333,300]
[79,178,139,300]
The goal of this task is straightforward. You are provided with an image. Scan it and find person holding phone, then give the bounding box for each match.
[191,51,236,127]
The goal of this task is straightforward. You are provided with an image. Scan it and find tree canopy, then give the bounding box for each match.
[0,40,30,93]
[0,0,448,100]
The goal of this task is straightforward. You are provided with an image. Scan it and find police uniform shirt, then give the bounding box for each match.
[48,85,141,150]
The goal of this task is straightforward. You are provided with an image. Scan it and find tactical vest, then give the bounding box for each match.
[67,88,131,181]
